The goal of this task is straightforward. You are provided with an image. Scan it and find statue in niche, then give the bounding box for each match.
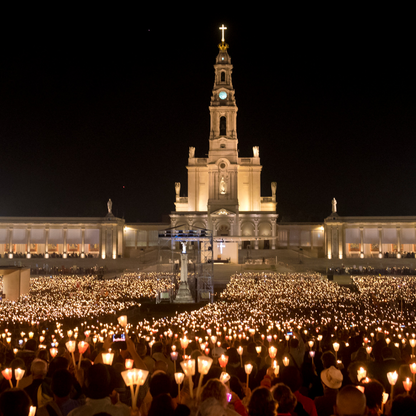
[271,182,277,196]
[220,176,227,194]
[175,182,181,201]
[253,146,259,157]
[189,147,195,158]
[107,199,112,214]
[332,198,337,213]
[181,241,187,254]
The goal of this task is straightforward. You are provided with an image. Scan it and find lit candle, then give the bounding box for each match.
[269,346,277,359]
[1,368,13,388]
[102,352,114,365]
[283,356,290,367]
[14,368,25,388]
[403,377,412,394]
[174,372,185,403]
[197,356,213,398]
[245,363,253,397]
[357,367,367,382]
[218,354,229,369]
[387,371,398,399]
[237,346,243,367]
[125,358,134,369]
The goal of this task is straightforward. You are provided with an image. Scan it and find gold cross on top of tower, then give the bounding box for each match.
[219,24,227,42]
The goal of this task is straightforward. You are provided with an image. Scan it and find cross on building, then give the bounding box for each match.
[219,24,227,42]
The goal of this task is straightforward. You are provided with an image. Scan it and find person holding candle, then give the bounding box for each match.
[248,386,277,416]
[24,359,52,408]
[0,388,32,416]
[67,363,130,416]
[363,380,385,416]
[314,366,343,416]
[334,385,366,416]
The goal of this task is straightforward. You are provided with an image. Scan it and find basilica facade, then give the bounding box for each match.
[1,29,415,264]
[169,37,278,261]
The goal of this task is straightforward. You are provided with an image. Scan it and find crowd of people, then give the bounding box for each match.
[1,272,416,415]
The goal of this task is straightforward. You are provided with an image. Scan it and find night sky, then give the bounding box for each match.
[1,10,415,223]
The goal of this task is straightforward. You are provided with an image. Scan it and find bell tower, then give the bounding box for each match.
[208,25,238,165]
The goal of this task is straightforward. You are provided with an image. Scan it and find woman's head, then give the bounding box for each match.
[248,386,277,416]
[201,379,228,407]
[271,383,297,414]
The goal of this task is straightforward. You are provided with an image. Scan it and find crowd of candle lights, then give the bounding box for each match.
[0,272,178,323]
[2,271,416,413]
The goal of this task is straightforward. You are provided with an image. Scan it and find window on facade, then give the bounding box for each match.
[220,116,226,136]
[221,71,225,82]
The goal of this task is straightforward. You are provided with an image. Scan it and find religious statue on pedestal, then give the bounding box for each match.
[253,146,259,157]
[175,182,181,201]
[332,198,337,213]
[107,199,113,214]
[220,176,227,194]
[189,147,195,158]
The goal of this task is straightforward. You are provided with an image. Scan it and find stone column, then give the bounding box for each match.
[26,228,31,258]
[338,226,343,259]
[171,221,177,250]
[63,228,67,258]
[101,227,106,259]
[8,227,13,258]
[81,228,85,258]
[360,227,364,258]
[45,228,49,258]
[287,228,291,249]
[254,219,259,250]
[397,227,401,258]
[327,226,332,259]
[378,227,383,258]
[112,226,117,259]
[271,218,277,250]
[238,219,242,250]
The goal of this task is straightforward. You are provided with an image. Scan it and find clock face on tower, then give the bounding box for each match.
[219,91,227,100]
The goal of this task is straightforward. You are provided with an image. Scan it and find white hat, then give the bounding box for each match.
[321,366,343,389]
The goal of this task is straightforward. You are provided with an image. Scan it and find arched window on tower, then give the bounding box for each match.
[221,71,225,82]
[220,116,226,136]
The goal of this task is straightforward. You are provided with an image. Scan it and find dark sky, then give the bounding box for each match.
[0,10,415,222]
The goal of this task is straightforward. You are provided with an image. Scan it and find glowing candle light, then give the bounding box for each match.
[174,372,185,403]
[255,346,262,356]
[218,354,229,368]
[180,359,196,399]
[102,352,114,365]
[244,363,253,396]
[387,371,398,399]
[403,377,412,394]
[410,363,416,383]
[125,359,134,369]
[77,340,88,368]
[1,368,13,388]
[357,367,367,382]
[237,346,243,367]
[29,406,36,416]
[197,356,213,398]
[333,342,340,361]
[118,315,127,328]
[220,372,230,384]
[269,346,277,359]
[14,368,25,388]
[283,356,290,367]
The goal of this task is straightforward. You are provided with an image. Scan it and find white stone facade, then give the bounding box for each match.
[170,39,278,252]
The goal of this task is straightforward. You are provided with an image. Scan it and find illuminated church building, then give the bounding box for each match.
[1,27,416,263]
[170,31,278,262]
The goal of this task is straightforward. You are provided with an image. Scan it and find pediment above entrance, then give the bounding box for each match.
[211,208,235,216]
